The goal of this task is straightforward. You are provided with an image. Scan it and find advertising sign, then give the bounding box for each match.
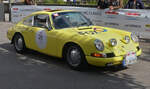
[11,5,150,39]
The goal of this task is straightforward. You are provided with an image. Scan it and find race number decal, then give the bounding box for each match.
[36,30,47,49]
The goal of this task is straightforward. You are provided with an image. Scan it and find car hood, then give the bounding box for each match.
[74,26,138,56]
[75,26,131,42]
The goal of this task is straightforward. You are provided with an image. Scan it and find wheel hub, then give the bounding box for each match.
[68,48,81,66]
[15,37,23,51]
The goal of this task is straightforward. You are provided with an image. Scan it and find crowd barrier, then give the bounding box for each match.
[11,5,150,39]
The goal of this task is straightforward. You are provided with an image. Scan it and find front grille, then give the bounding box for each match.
[106,53,115,58]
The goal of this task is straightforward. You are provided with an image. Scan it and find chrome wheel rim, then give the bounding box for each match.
[67,47,81,67]
[15,36,23,51]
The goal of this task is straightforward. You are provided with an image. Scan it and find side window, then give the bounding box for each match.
[33,14,51,30]
[23,16,33,26]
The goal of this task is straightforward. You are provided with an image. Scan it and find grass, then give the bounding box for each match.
[42,0,150,7]
[43,0,65,4]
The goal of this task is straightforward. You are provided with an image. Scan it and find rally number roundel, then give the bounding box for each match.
[35,30,47,49]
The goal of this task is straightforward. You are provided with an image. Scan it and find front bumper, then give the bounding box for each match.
[86,49,142,67]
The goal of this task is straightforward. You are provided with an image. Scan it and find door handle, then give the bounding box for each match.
[28,30,33,32]
[26,29,33,32]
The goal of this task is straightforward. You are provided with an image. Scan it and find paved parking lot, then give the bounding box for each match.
[0,22,150,89]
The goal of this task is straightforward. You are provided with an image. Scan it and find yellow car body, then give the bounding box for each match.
[7,10,142,68]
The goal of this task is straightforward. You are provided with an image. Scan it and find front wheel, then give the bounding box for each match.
[13,34,26,53]
[65,45,87,70]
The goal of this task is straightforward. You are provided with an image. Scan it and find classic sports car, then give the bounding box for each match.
[7,10,142,70]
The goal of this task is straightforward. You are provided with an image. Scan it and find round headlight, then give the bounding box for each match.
[110,39,117,46]
[125,36,130,43]
[131,33,139,42]
[94,39,104,51]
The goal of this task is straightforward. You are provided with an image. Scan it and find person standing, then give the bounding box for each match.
[25,0,35,5]
[97,0,123,10]
[109,0,123,10]
[97,0,109,9]
[125,0,144,9]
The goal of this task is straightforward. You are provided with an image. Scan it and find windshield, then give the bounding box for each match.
[52,12,93,29]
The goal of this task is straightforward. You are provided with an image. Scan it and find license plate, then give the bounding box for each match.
[122,52,137,66]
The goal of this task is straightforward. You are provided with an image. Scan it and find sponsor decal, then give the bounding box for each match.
[145,24,150,28]
[125,24,141,28]
[36,30,47,49]
[105,22,119,26]
[93,20,103,22]
[21,9,37,11]
[83,11,102,16]
[44,8,51,10]
[12,14,23,17]
[78,31,99,35]
[106,15,117,19]
[78,28,107,35]
[125,12,140,16]
[126,16,138,20]
[103,29,107,32]
[12,14,19,17]
[105,11,118,15]
[94,28,107,32]
[13,8,19,11]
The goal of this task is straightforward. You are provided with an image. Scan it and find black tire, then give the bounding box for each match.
[13,34,26,53]
[64,44,87,70]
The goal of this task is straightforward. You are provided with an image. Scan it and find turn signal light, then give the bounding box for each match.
[91,53,106,58]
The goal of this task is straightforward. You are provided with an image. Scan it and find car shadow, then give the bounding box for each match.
[0,42,126,72]
[0,42,147,89]
[0,42,69,68]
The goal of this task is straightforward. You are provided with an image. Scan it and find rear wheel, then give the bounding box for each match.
[13,34,26,53]
[65,44,87,70]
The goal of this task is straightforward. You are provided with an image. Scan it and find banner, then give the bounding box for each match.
[11,5,150,39]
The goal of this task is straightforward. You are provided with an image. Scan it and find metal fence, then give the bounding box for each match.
[0,3,5,21]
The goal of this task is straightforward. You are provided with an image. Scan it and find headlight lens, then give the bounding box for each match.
[131,33,139,42]
[110,39,117,46]
[124,36,130,43]
[94,39,104,51]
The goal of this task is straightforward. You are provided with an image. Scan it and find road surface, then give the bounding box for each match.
[0,22,150,89]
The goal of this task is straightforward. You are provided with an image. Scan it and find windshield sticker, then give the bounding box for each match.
[36,30,47,49]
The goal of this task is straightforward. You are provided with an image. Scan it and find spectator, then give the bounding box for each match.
[25,0,35,5]
[97,0,123,10]
[109,0,123,10]
[125,0,144,9]
[97,0,109,9]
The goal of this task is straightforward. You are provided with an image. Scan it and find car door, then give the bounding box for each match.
[27,14,59,56]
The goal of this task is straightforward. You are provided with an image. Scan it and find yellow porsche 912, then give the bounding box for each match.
[7,10,142,70]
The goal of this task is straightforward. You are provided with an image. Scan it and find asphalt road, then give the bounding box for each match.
[0,22,150,89]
